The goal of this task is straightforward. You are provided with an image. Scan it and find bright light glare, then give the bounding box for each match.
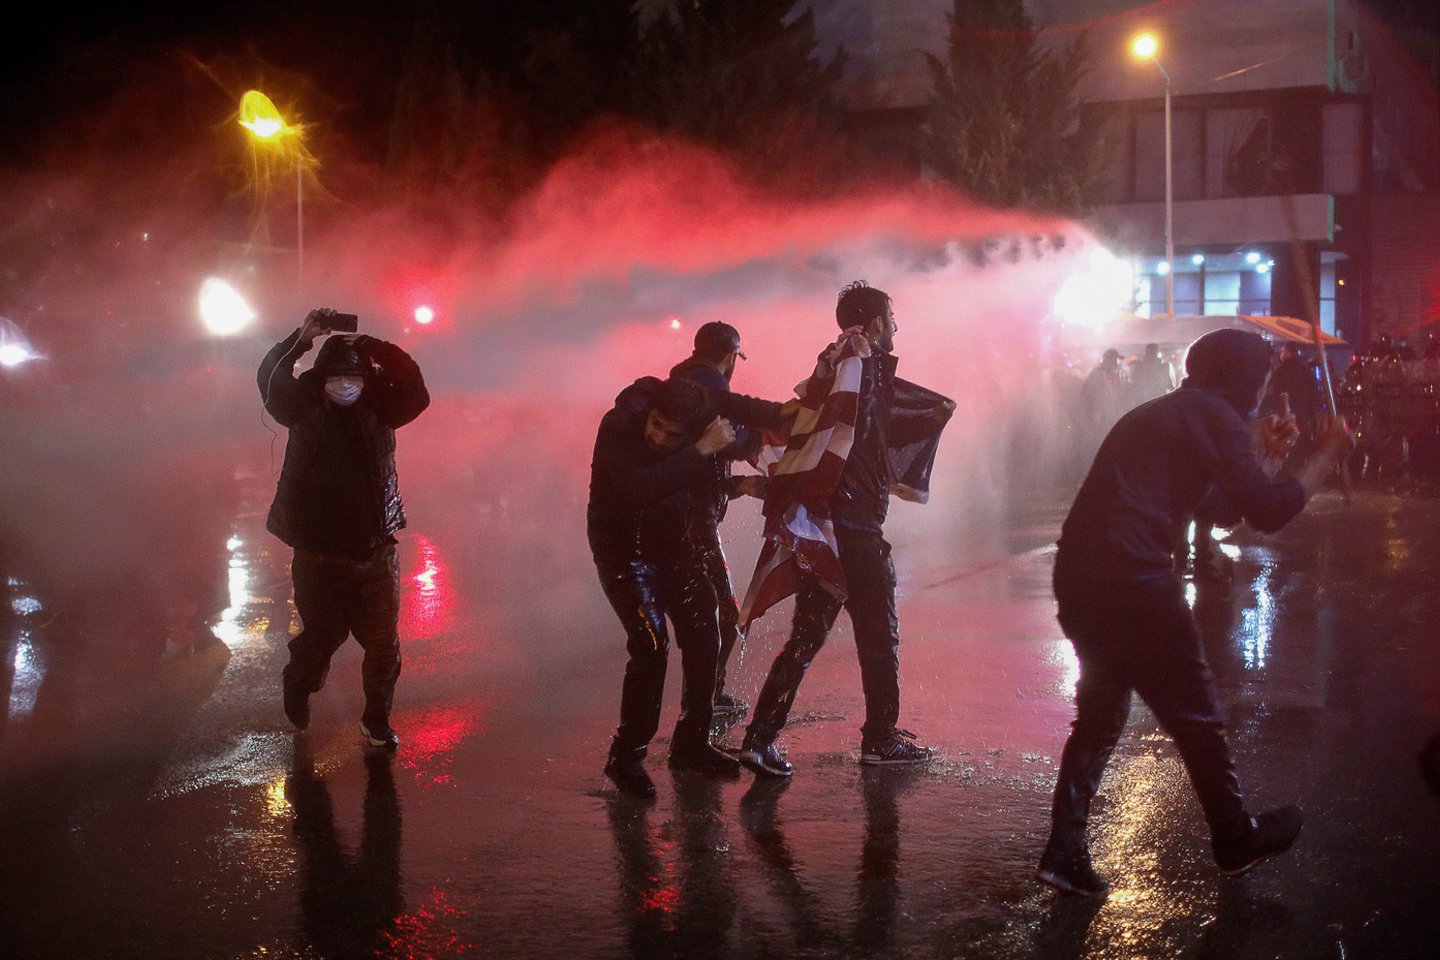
[0,344,31,367]
[199,278,257,336]
[414,305,435,325]
[1052,246,1135,330]
[1131,33,1159,59]
[668,317,683,331]
[0,318,37,367]
[1155,260,1171,276]
[1245,251,1261,264]
[1191,253,1205,265]
[239,90,287,140]
[1256,262,1271,274]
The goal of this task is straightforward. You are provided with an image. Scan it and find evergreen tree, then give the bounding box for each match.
[634,0,846,185]
[385,1,643,207]
[922,0,1108,215]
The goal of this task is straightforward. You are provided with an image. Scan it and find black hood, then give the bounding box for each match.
[1182,329,1273,415]
[314,336,369,377]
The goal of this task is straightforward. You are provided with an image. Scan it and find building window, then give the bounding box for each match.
[1206,107,1272,197]
[1205,269,1242,315]
[1239,269,1272,315]
[1135,109,1202,201]
[1318,253,1342,335]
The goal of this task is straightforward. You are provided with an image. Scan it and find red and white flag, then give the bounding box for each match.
[738,330,871,629]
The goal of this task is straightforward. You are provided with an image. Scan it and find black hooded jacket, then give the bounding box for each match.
[668,355,773,526]
[588,373,786,562]
[586,377,714,563]
[1056,329,1303,584]
[259,331,430,558]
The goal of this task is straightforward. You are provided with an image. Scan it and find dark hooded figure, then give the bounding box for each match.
[669,321,781,720]
[591,377,784,799]
[1038,328,1350,897]
[259,308,430,750]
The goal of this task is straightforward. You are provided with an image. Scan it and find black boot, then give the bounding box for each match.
[1212,805,1302,876]
[1036,839,1109,897]
[605,742,656,800]
[282,665,310,731]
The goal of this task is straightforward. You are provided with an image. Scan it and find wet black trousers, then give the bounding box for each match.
[747,527,901,745]
[689,521,742,696]
[598,550,720,757]
[286,544,402,726]
[1048,575,1249,850]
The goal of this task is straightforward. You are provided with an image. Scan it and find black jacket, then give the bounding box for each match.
[1056,386,1304,586]
[668,356,778,526]
[586,377,715,563]
[259,331,430,557]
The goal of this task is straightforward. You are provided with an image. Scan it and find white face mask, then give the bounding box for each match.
[325,376,364,406]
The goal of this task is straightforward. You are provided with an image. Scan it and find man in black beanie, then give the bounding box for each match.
[259,308,430,749]
[1038,328,1350,897]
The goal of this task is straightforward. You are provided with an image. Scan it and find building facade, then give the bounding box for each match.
[810,0,1440,347]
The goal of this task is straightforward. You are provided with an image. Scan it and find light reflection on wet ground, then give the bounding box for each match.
[1,490,1438,958]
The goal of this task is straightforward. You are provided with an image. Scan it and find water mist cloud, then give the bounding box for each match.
[1,89,1110,664]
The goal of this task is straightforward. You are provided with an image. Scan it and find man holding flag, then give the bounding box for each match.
[737,281,954,778]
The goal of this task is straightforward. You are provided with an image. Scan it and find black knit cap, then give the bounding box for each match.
[694,321,745,361]
[1183,328,1274,414]
[314,336,370,376]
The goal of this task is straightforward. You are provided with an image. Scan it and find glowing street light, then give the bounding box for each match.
[0,317,37,367]
[1131,33,1159,60]
[239,90,308,289]
[199,278,257,336]
[1130,31,1174,317]
[239,90,287,140]
[0,343,32,368]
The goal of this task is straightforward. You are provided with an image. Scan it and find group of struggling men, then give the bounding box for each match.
[587,281,954,799]
[258,280,1352,899]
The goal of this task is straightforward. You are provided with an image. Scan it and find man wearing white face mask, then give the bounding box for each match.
[259,308,430,749]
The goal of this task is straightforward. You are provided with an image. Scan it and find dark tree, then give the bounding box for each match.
[634,0,846,186]
[384,0,644,208]
[922,0,1108,215]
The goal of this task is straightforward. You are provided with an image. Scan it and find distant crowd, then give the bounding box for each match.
[1051,331,1440,489]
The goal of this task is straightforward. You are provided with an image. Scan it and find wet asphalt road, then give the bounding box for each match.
[2,488,1438,960]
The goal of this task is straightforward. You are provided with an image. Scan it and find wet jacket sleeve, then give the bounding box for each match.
[257,331,313,427]
[672,362,785,430]
[593,418,712,505]
[364,338,430,428]
[1206,412,1305,533]
[712,390,786,430]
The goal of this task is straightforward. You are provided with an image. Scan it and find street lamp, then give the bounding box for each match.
[239,90,307,290]
[1130,32,1173,317]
